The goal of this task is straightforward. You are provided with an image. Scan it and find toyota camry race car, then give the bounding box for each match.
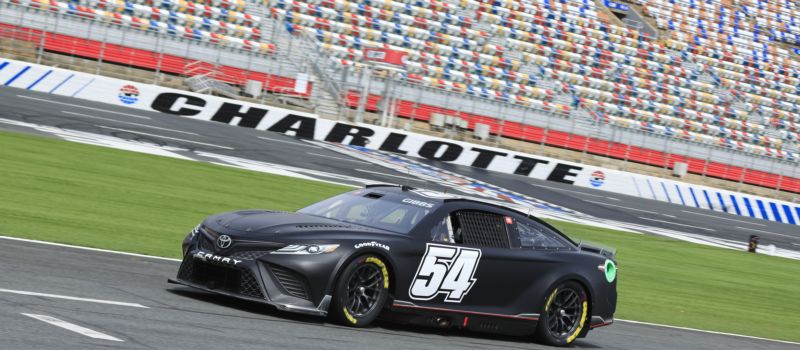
[170,185,617,346]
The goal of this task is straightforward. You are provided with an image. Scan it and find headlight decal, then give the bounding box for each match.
[189,224,202,238]
[271,244,340,255]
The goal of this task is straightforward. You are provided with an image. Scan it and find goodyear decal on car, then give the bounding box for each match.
[355,241,390,251]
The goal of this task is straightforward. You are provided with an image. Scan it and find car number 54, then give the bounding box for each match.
[409,244,482,303]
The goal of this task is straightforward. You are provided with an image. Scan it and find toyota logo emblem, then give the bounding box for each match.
[216,235,232,249]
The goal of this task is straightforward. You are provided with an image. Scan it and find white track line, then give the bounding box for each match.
[22,314,123,342]
[62,111,198,136]
[95,126,232,149]
[0,235,179,262]
[616,319,800,346]
[17,95,150,119]
[257,136,321,148]
[638,216,715,231]
[306,152,371,164]
[681,210,767,226]
[2,289,148,308]
[735,226,799,240]
[583,200,659,215]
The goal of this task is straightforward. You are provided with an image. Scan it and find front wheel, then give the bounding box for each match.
[329,255,390,327]
[535,281,589,347]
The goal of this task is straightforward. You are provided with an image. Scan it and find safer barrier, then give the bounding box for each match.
[1,58,798,225]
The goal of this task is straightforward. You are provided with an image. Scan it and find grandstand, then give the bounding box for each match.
[1,0,799,199]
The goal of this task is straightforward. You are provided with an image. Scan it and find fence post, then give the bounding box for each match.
[566,111,577,156]
[580,117,592,163]
[621,132,632,171]
[36,22,46,65]
[520,106,529,144]
[154,35,163,85]
[737,156,749,193]
[214,43,223,81]
[379,75,393,126]
[17,3,25,26]
[700,146,711,184]
[792,162,799,202]
[540,113,551,154]
[120,24,128,80]
[662,136,670,171]
[606,124,615,158]
[355,66,370,123]
[246,47,254,87]
[495,103,507,147]
[387,82,399,129]
[97,25,109,75]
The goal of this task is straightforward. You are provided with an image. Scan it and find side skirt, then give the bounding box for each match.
[385,300,540,337]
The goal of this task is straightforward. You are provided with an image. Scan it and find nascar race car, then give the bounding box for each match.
[169,185,617,346]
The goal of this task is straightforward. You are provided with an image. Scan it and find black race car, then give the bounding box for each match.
[170,184,617,346]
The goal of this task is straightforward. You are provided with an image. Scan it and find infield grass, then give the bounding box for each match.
[1,130,798,342]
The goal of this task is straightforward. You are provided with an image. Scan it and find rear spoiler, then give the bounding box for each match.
[578,240,616,260]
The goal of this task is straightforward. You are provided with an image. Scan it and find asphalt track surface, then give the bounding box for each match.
[0,87,799,349]
[1,238,797,350]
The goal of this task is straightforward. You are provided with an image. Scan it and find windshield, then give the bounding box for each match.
[298,189,440,233]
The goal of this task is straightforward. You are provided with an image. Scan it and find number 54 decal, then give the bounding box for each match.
[409,243,482,303]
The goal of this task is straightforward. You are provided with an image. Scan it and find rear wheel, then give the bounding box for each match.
[329,255,390,327]
[535,281,589,347]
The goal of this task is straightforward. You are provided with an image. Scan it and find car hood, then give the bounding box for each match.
[204,210,391,237]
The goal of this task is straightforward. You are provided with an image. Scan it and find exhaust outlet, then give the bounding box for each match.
[435,316,451,327]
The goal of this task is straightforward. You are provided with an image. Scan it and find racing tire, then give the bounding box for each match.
[534,281,589,347]
[330,255,390,327]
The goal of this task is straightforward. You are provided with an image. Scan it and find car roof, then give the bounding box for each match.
[363,184,577,246]
[365,184,466,202]
[364,184,522,212]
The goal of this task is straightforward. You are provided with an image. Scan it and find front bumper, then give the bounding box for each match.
[168,277,331,316]
[170,248,332,316]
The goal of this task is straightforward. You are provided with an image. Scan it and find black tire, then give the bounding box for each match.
[329,255,390,327]
[535,281,589,347]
